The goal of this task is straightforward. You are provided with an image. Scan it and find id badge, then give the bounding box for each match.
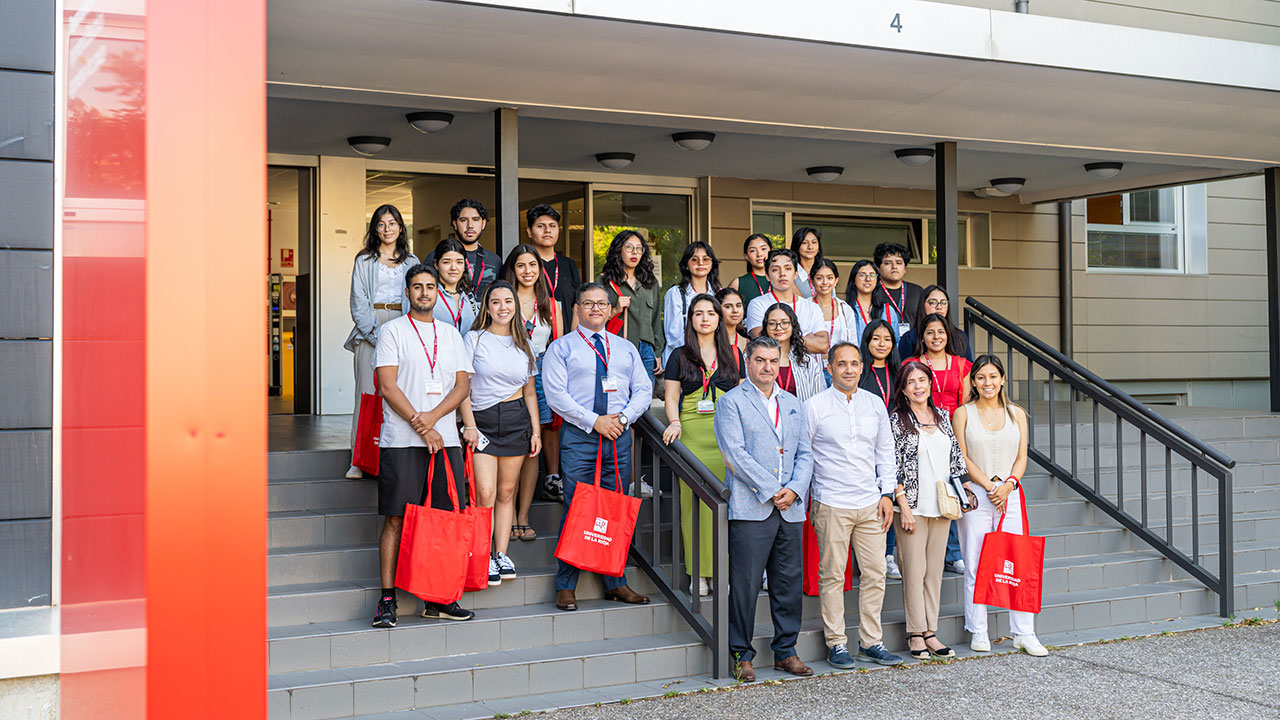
[897,323,912,337]
[601,375,619,393]
[696,398,715,414]
[425,376,444,395]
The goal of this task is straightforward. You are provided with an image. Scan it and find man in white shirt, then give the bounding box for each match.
[371,264,475,629]
[745,249,829,355]
[803,342,903,668]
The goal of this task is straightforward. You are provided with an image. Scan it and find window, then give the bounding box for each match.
[1086,188,1189,272]
[751,203,991,269]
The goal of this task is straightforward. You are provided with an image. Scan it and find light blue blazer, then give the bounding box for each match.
[345,252,420,352]
[713,383,813,523]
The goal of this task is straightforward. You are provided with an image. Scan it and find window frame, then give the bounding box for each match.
[1086,187,1187,274]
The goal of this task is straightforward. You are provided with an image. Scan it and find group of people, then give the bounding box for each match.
[346,200,1047,675]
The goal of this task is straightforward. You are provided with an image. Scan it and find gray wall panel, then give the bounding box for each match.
[0,250,53,337]
[0,431,52,520]
[0,160,54,250]
[0,71,54,161]
[0,0,55,73]
[0,342,52,428]
[0,520,51,608]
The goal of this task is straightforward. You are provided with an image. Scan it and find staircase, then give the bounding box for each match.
[266,408,1280,720]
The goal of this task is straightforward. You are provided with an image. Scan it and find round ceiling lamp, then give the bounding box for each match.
[596,152,636,170]
[990,177,1026,194]
[1084,161,1123,179]
[406,111,454,133]
[894,148,935,166]
[347,136,391,156]
[671,131,715,151]
[806,166,844,182]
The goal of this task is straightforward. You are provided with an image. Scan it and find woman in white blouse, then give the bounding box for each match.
[343,204,419,479]
[662,241,722,364]
[458,281,542,585]
[810,259,858,376]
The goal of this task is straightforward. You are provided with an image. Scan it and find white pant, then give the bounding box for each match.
[958,485,1036,636]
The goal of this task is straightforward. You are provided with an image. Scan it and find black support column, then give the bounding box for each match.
[1059,201,1074,358]
[1265,167,1280,412]
[934,141,959,296]
[494,107,519,258]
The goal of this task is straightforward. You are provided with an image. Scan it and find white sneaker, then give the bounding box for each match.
[945,559,965,575]
[761,570,769,591]
[1014,634,1048,656]
[970,631,991,653]
[884,555,902,580]
[639,479,654,498]
[688,577,710,597]
[496,552,517,579]
[345,465,363,480]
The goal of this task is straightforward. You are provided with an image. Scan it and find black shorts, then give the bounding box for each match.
[473,398,532,457]
[377,446,466,517]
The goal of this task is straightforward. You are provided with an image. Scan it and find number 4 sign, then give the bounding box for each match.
[890,13,903,32]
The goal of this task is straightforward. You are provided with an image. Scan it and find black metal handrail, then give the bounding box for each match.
[629,410,730,678]
[964,297,1235,617]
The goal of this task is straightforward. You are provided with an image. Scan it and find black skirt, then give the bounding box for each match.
[473,398,532,457]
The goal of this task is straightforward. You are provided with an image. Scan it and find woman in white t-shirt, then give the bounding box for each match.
[458,281,541,586]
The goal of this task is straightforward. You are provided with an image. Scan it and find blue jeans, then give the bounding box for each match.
[887,520,961,562]
[555,424,633,592]
[534,354,551,425]
[638,341,657,386]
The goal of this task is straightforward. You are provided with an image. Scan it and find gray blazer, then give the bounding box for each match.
[345,252,420,352]
[713,382,813,523]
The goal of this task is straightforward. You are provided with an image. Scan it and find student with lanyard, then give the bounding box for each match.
[745,249,829,356]
[457,281,542,586]
[661,294,745,597]
[730,233,773,307]
[762,304,827,403]
[662,241,722,365]
[422,198,503,294]
[810,259,858,374]
[542,283,654,612]
[898,284,973,363]
[790,226,825,299]
[599,230,664,383]
[430,238,479,333]
[716,287,748,365]
[503,244,565,537]
[847,259,896,344]
[527,204,581,334]
[858,242,922,340]
[857,318,905,580]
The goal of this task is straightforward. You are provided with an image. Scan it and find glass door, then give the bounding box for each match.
[591,188,692,290]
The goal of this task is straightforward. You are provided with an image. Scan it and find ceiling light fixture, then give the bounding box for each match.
[671,131,715,151]
[406,111,454,133]
[894,148,935,166]
[806,166,844,182]
[990,177,1026,194]
[596,152,635,170]
[1084,161,1123,178]
[347,136,391,156]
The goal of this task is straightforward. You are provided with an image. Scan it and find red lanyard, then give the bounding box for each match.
[773,397,781,430]
[408,316,439,375]
[855,298,871,325]
[542,259,559,293]
[881,282,907,321]
[770,290,797,313]
[820,298,837,340]
[700,357,717,397]
[871,365,891,408]
[465,256,485,286]
[438,290,462,326]
[749,270,766,294]
[922,354,952,400]
[578,328,610,370]
[732,335,741,371]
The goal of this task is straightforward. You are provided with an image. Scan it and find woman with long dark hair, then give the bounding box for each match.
[343,204,420,479]
[715,287,748,367]
[430,237,479,332]
[908,312,973,416]
[899,284,972,363]
[662,241,722,364]
[762,303,827,402]
[889,360,966,660]
[503,244,563,540]
[729,233,773,306]
[810,259,858,369]
[599,230,664,382]
[790,226,824,299]
[457,281,542,584]
[848,259,896,343]
[660,294,744,595]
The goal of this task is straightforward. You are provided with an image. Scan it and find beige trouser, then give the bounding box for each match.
[811,500,887,649]
[895,513,950,633]
[350,308,401,448]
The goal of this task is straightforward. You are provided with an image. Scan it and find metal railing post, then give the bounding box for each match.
[1219,470,1235,618]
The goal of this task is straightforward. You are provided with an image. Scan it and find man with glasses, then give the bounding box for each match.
[745,249,829,355]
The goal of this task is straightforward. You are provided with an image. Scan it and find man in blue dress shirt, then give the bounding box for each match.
[542,282,654,611]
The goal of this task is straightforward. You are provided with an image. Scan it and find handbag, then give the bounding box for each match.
[352,375,383,475]
[394,451,475,604]
[973,488,1045,613]
[554,436,641,577]
[937,480,962,520]
[802,508,854,597]
[605,280,627,336]
[462,446,493,592]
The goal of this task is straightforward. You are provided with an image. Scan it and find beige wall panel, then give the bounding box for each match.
[1207,196,1267,226]
[989,239,1021,268]
[1016,212,1060,242]
[1207,247,1268,276]
[1016,296,1062,326]
[720,258,748,282]
[711,227,750,254]
[710,197,750,230]
[1077,352,1148,381]
[991,212,1018,241]
[1145,351,1211,380]
[1205,299,1267,325]
[1079,273,1210,300]
[1015,239,1061,270]
[1206,221,1266,250]
[1208,176,1266,201]
[1206,273,1267,300]
[711,177,794,200]
[791,182,877,206]
[1082,297,1208,326]
[871,187,936,208]
[1204,352,1269,378]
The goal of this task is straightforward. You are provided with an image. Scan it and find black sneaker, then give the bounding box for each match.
[543,473,564,501]
[421,601,475,621]
[488,556,502,586]
[371,597,397,628]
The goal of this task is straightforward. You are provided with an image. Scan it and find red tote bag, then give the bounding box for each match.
[462,447,493,592]
[605,281,627,336]
[352,376,383,475]
[801,509,854,597]
[973,490,1045,614]
[554,436,641,577]
[394,452,475,605]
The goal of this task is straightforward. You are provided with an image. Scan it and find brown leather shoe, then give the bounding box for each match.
[555,589,577,611]
[603,585,650,605]
[773,655,814,677]
[734,659,756,682]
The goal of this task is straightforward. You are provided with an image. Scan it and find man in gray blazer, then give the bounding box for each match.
[713,336,814,682]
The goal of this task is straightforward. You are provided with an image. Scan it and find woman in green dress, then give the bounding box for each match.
[661,294,745,596]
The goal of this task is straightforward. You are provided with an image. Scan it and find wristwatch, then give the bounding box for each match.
[619,414,630,429]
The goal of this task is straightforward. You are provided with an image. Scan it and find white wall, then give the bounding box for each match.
[317,156,367,414]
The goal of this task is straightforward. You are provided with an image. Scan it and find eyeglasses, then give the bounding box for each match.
[766,320,792,329]
[855,272,878,281]
[622,243,645,252]
[579,300,611,310]
[925,298,950,309]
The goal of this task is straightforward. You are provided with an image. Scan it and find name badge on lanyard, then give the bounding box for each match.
[898,322,912,338]
[696,397,715,414]
[601,375,619,393]
[425,375,444,395]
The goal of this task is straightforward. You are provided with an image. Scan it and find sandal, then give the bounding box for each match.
[923,632,955,658]
[516,524,537,541]
[906,632,930,660]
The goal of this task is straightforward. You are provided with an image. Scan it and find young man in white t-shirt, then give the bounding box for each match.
[371,264,475,628]
[745,248,830,356]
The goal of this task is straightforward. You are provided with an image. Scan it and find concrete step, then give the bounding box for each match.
[269,502,568,550]
[272,449,353,481]
[270,477,378,513]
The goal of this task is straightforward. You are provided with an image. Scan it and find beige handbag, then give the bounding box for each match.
[937,480,962,520]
